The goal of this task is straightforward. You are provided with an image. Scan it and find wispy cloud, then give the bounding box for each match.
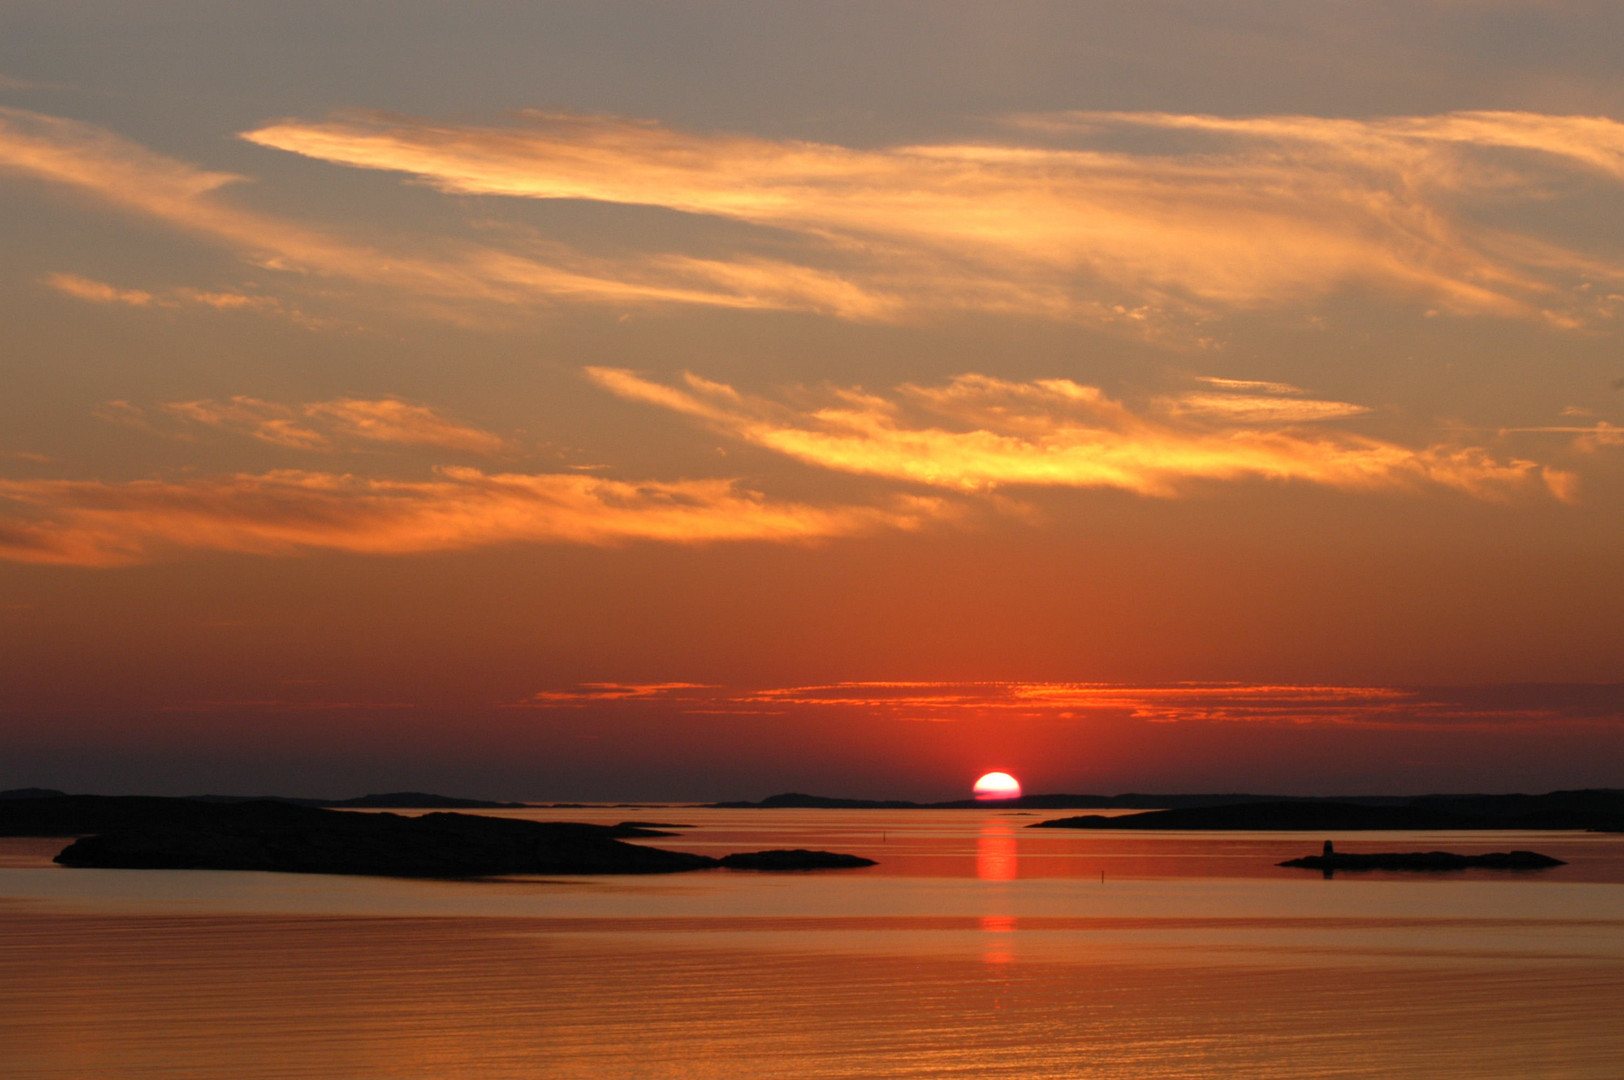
[588,368,1570,500]
[0,469,952,567]
[524,683,716,705]
[0,107,901,322]
[243,108,1624,326]
[44,271,324,325]
[161,396,511,455]
[514,679,1624,731]
[1499,421,1624,455]
[43,271,158,307]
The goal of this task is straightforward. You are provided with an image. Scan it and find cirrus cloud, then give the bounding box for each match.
[514,679,1624,732]
[160,396,512,456]
[0,468,953,567]
[0,106,892,322]
[587,368,1571,501]
[243,107,1624,326]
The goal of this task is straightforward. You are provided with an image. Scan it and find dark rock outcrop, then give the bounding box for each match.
[1280,850,1566,871]
[718,849,877,870]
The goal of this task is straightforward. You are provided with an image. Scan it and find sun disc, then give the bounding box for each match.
[972,771,1022,800]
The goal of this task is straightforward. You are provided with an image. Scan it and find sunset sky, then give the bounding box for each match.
[3,2,1622,800]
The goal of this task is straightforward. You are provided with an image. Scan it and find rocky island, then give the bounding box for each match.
[0,794,873,878]
[1280,843,1565,872]
[717,849,877,870]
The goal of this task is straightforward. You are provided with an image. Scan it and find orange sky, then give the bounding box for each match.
[2,2,1622,799]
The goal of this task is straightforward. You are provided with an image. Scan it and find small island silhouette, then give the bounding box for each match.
[1280,840,1565,874]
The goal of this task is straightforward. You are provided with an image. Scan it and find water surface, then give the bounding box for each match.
[3,807,1621,1078]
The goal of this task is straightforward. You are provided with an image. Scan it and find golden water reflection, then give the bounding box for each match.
[976,821,1018,881]
[4,809,1624,1077]
[3,911,1623,1079]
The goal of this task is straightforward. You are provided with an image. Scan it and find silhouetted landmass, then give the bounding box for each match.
[326,792,530,809]
[1280,850,1565,871]
[710,791,1422,810]
[187,792,529,809]
[9,790,529,809]
[0,795,868,878]
[718,849,877,870]
[1032,791,1624,832]
[710,793,929,809]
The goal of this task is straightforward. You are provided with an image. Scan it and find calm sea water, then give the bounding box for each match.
[3,808,1623,1079]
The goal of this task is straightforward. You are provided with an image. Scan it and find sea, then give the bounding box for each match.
[3,806,1623,1079]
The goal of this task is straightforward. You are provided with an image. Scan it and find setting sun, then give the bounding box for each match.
[972,772,1022,801]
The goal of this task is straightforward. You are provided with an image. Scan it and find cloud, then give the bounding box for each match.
[243,107,1624,326]
[588,368,1567,500]
[1161,392,1369,424]
[523,683,716,705]
[162,398,328,450]
[301,399,511,455]
[44,271,338,328]
[1195,376,1306,395]
[43,271,156,306]
[0,107,899,321]
[0,468,952,567]
[1501,421,1624,453]
[514,679,1624,731]
[162,396,511,455]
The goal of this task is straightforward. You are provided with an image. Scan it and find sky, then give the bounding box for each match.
[2,1,1623,801]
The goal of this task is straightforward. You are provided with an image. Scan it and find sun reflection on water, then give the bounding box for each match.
[976,820,1019,882]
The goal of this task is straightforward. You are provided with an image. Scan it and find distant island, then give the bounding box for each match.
[0,794,873,878]
[1279,847,1566,872]
[707,791,1420,810]
[0,788,529,809]
[1029,790,1624,832]
[711,789,1624,831]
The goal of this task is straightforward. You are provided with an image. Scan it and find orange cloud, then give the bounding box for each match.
[0,469,952,567]
[0,107,896,321]
[44,271,338,327]
[162,398,328,450]
[42,271,157,306]
[523,683,716,705]
[588,368,1568,500]
[160,396,511,456]
[515,679,1624,731]
[243,108,1624,325]
[301,399,511,455]
[1501,422,1624,452]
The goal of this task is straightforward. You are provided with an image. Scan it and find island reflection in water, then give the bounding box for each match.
[2,808,1623,1079]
